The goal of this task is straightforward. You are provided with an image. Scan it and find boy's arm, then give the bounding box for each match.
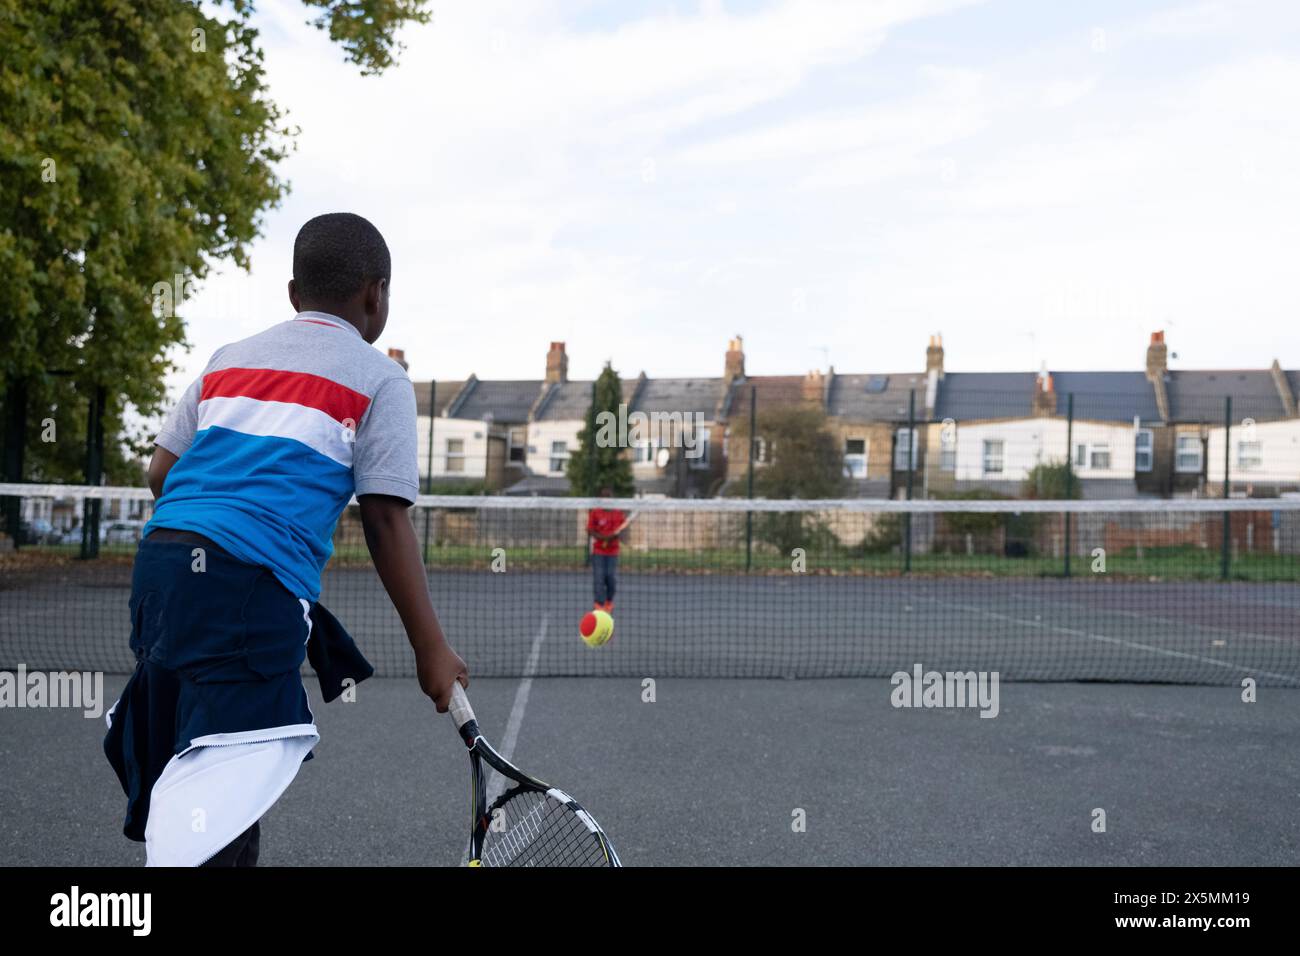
[359,494,468,712]
[147,448,179,499]
[148,370,206,499]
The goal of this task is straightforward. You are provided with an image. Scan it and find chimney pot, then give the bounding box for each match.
[545,341,568,384]
[725,336,746,382]
[1145,330,1169,382]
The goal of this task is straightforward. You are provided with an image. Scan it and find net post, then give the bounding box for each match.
[1221,396,1231,580]
[904,390,915,573]
[745,385,756,573]
[1063,392,1074,578]
[1,378,26,551]
[80,384,105,560]
[586,380,597,569]
[422,380,436,565]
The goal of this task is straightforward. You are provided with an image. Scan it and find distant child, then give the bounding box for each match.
[104,213,468,866]
[586,485,628,611]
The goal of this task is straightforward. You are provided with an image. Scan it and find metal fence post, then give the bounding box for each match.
[422,380,436,565]
[1221,396,1232,580]
[745,385,756,572]
[1064,392,1074,577]
[904,390,915,573]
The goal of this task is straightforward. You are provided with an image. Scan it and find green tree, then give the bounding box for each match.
[566,364,634,497]
[728,404,846,554]
[1021,460,1080,499]
[729,405,846,500]
[0,0,429,485]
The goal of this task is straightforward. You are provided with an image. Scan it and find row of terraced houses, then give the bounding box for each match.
[391,332,1300,500]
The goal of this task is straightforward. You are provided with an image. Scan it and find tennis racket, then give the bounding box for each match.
[447,683,621,867]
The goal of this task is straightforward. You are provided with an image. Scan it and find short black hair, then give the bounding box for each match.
[292,213,391,302]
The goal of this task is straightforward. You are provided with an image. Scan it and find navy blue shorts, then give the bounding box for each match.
[104,537,315,841]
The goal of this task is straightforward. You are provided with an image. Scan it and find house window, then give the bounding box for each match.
[1237,440,1263,471]
[689,430,711,469]
[939,427,956,471]
[894,428,917,470]
[982,439,1004,475]
[549,440,569,474]
[753,437,768,463]
[1175,435,1203,473]
[844,438,867,479]
[508,427,526,464]
[1075,442,1111,470]
[445,438,465,473]
[1134,429,1153,472]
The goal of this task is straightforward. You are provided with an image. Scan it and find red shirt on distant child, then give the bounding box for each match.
[588,508,626,557]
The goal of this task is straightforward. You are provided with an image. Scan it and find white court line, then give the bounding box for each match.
[1006,588,1297,648]
[924,597,1300,687]
[460,614,548,865]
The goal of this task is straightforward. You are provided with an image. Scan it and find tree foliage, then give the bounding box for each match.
[0,0,428,482]
[727,403,846,554]
[566,364,635,497]
[1021,459,1080,500]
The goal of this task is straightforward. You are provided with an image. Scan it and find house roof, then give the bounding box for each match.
[1164,369,1295,422]
[446,379,542,423]
[932,373,1038,421]
[412,380,464,418]
[531,378,641,422]
[719,376,813,419]
[632,377,727,420]
[420,364,1298,429]
[827,373,927,422]
[1048,372,1159,422]
[934,371,1161,423]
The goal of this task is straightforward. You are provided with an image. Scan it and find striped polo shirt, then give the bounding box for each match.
[147,312,419,601]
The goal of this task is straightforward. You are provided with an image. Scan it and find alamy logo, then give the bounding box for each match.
[594,404,707,459]
[49,886,151,936]
[890,663,999,718]
[0,665,103,718]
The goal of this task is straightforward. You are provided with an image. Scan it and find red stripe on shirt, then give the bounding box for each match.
[200,367,371,425]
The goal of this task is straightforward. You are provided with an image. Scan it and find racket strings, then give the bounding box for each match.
[480,791,609,867]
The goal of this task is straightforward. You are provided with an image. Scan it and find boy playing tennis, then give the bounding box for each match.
[586,485,628,612]
[104,213,467,866]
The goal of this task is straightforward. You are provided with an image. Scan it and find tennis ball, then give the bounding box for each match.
[579,609,614,647]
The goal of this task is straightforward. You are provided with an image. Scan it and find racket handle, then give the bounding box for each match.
[448,681,476,731]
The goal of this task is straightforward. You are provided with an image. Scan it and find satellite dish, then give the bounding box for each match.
[655,448,671,468]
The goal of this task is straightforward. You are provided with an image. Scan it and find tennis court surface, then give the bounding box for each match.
[1,488,1298,865]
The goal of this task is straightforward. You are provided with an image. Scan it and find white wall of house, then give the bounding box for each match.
[526,420,583,477]
[417,416,491,479]
[1206,419,1300,484]
[949,419,1139,481]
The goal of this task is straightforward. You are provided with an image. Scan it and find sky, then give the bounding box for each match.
[176,0,1300,394]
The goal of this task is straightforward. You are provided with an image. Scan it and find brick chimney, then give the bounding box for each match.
[1146,331,1170,422]
[387,348,408,371]
[1032,372,1055,417]
[545,341,568,384]
[1145,331,1167,381]
[925,333,944,415]
[802,369,826,406]
[724,335,745,382]
[926,334,944,378]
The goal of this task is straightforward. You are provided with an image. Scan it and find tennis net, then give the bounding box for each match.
[2,485,1299,686]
